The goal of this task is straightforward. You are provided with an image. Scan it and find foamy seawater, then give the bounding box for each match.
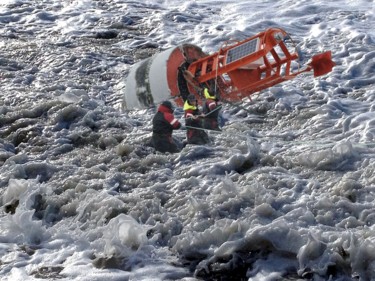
[0,0,374,280]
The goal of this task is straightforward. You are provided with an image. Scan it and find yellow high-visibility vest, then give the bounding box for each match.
[183,100,196,111]
[204,88,215,99]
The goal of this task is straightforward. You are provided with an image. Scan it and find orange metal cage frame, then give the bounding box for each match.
[185,27,334,102]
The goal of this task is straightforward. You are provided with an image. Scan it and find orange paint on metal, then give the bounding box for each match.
[166,48,185,102]
[309,51,336,77]
[186,27,335,103]
[166,45,206,106]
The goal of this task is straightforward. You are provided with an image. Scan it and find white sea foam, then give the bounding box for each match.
[0,0,374,280]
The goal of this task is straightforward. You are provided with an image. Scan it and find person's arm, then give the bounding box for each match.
[165,113,181,129]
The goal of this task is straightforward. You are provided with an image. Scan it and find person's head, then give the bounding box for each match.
[183,95,197,111]
[187,94,197,105]
[160,100,174,113]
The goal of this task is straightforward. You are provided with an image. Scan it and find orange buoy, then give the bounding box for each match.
[124,27,335,109]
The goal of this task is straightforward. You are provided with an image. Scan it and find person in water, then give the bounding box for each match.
[183,94,210,145]
[202,87,222,131]
[152,100,182,153]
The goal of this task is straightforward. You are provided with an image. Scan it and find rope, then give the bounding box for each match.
[185,125,222,133]
[141,114,375,152]
[202,103,222,117]
[214,48,220,94]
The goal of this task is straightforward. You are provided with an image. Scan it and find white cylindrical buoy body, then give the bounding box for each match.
[123,44,206,110]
